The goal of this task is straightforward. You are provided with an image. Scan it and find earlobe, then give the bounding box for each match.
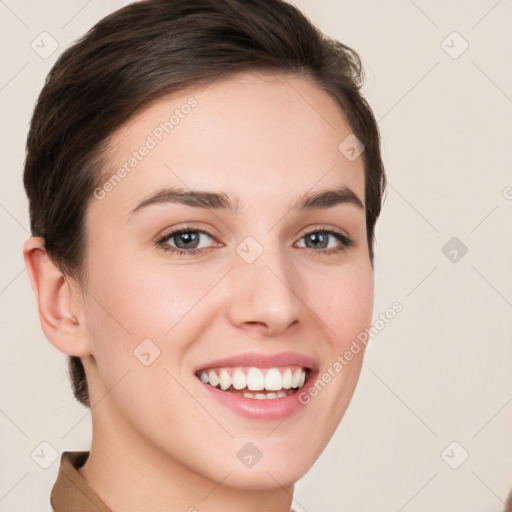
[23,237,91,357]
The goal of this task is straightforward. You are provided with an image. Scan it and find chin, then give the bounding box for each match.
[219,465,305,491]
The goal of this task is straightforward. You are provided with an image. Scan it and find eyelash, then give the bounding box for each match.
[155,225,354,257]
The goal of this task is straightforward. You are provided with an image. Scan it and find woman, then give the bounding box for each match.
[23,0,386,510]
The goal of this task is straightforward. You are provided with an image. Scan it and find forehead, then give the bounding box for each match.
[95,71,365,215]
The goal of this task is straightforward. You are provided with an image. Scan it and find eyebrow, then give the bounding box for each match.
[130,185,364,214]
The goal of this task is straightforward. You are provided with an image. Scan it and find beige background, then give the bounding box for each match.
[1,1,511,510]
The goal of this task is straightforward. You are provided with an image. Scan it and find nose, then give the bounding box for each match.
[228,242,304,336]
[226,244,302,336]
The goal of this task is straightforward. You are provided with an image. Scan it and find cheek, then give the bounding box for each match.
[304,262,373,416]
[311,262,374,350]
[84,253,216,345]
[81,249,238,400]
[81,255,215,425]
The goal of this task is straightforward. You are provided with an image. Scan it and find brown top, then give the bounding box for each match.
[50,451,112,511]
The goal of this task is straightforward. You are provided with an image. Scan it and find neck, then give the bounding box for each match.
[78,401,295,512]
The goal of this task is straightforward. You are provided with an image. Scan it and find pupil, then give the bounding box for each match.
[308,233,327,249]
[177,231,198,249]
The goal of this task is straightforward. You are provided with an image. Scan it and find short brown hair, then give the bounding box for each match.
[23,0,386,407]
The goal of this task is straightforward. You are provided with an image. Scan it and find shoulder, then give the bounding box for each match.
[50,451,111,511]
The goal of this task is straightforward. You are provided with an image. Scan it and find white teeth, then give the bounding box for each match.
[219,369,231,390]
[291,368,302,388]
[282,369,292,389]
[198,366,308,395]
[241,389,296,400]
[246,368,265,391]
[264,368,283,391]
[231,370,247,390]
[208,370,219,387]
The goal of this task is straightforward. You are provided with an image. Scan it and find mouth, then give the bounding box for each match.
[195,365,310,400]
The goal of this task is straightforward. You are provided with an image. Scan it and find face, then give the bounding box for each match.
[80,71,373,489]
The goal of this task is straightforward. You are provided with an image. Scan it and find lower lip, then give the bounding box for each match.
[196,371,317,420]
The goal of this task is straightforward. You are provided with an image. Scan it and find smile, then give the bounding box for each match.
[195,365,309,400]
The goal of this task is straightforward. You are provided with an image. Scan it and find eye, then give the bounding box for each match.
[295,228,354,255]
[155,225,354,257]
[156,227,219,256]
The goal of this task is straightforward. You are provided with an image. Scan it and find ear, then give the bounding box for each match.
[23,237,91,357]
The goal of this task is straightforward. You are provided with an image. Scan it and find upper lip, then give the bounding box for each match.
[194,351,319,373]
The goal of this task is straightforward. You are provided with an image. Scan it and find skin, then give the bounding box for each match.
[24,71,374,512]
